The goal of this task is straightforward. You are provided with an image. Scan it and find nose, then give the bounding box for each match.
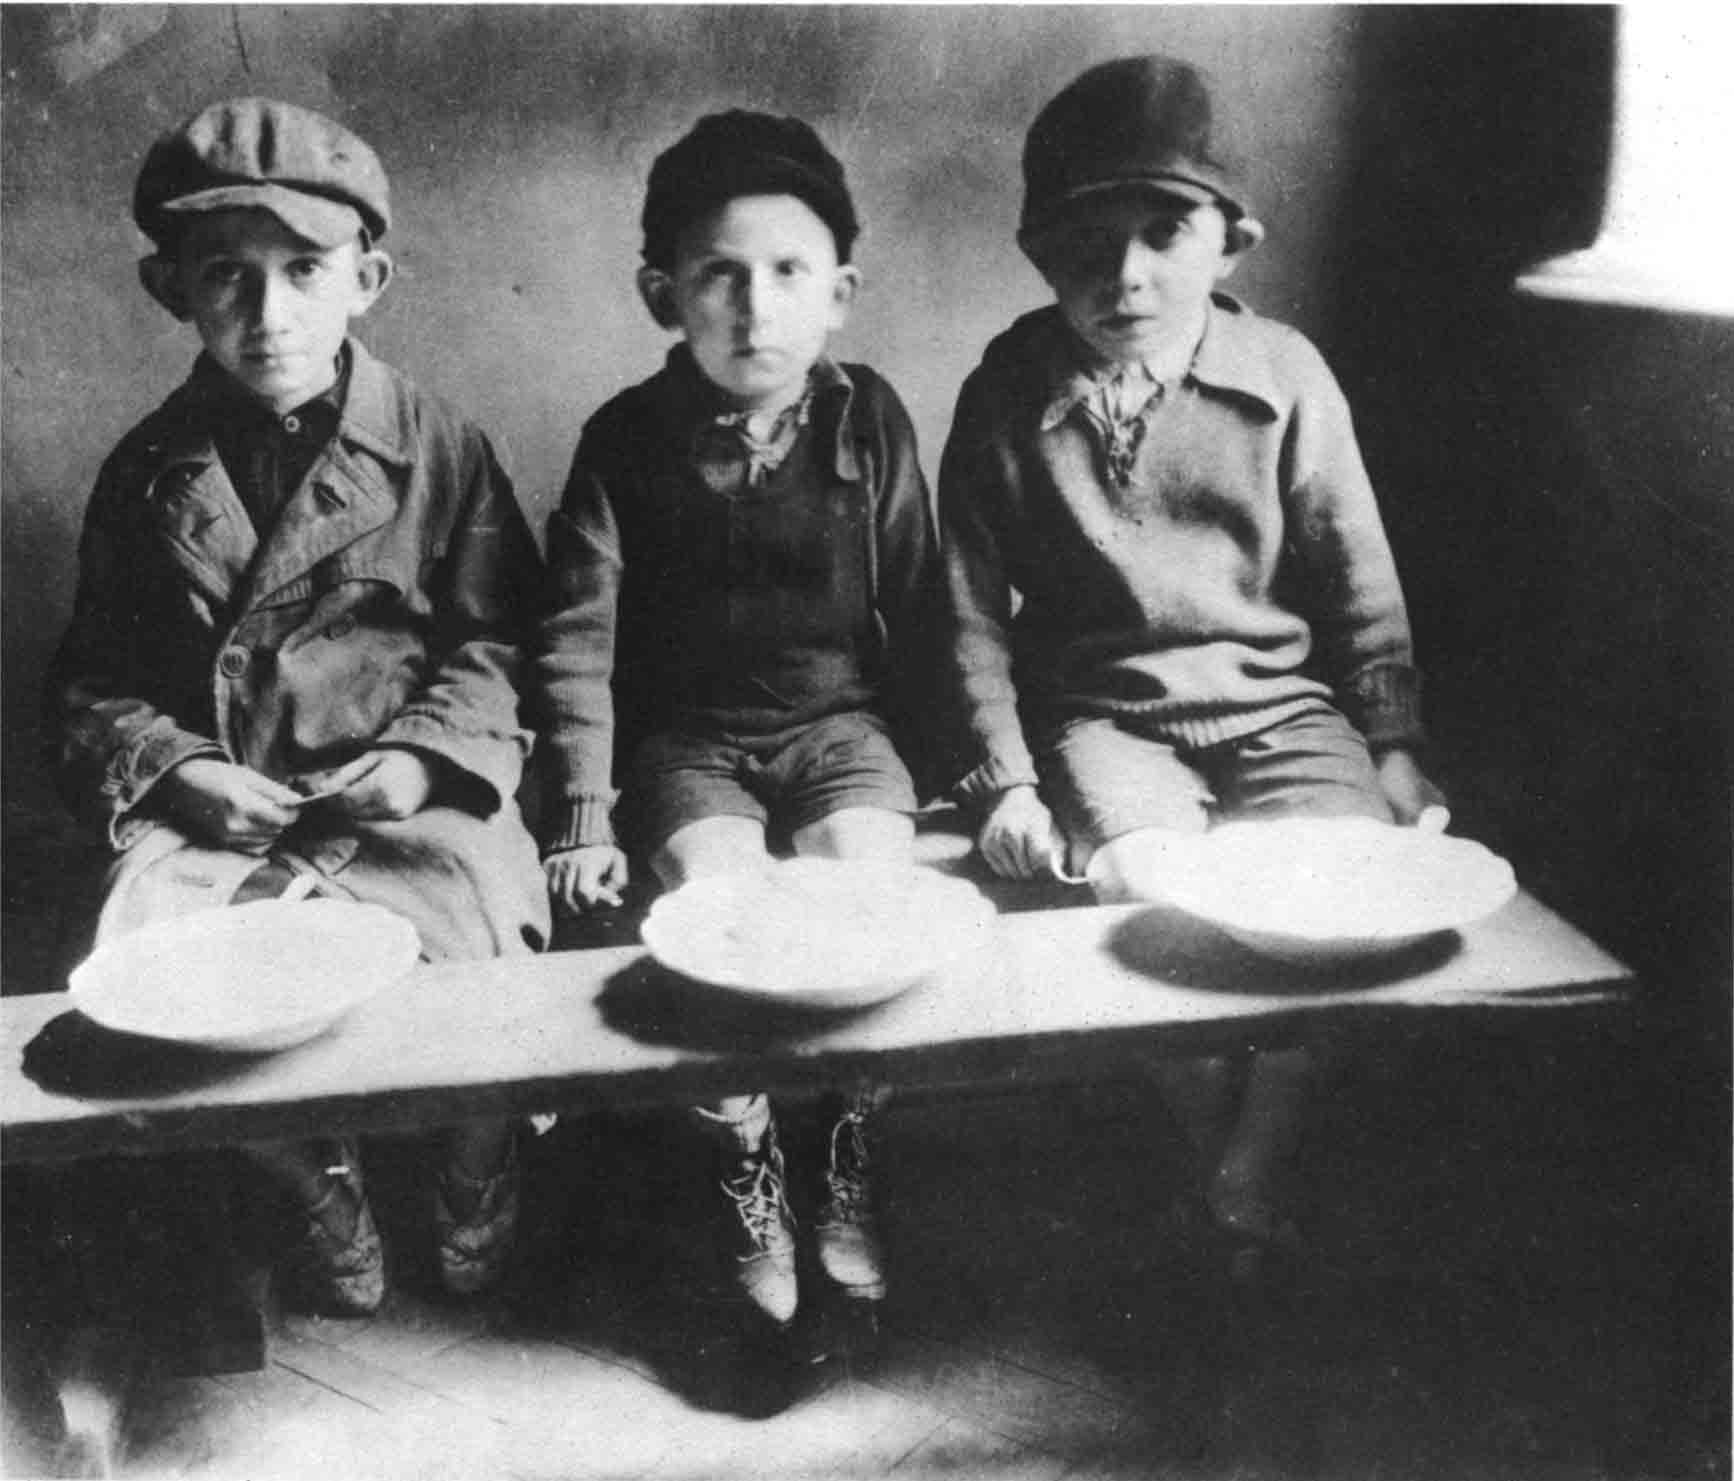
[733,268,772,328]
[247,270,294,333]
[1110,237,1162,297]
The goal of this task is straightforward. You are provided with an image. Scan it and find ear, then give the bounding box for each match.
[636,267,681,330]
[139,255,190,321]
[349,248,393,318]
[825,264,862,331]
[1221,215,1266,274]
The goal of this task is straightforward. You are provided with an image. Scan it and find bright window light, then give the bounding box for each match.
[1516,8,1734,317]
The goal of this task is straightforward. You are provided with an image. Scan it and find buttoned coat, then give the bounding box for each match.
[48,341,549,962]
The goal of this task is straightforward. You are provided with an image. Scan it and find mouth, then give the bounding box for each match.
[1098,313,1153,333]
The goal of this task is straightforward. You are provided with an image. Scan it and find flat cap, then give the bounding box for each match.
[1021,56,1248,241]
[641,110,859,269]
[134,97,390,248]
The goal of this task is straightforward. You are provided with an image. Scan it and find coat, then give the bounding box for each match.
[46,341,550,962]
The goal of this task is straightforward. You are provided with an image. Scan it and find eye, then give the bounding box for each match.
[775,257,811,281]
[198,259,245,288]
[1141,215,1194,250]
[288,255,330,284]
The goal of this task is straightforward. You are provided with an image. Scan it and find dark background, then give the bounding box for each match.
[2,5,1728,1463]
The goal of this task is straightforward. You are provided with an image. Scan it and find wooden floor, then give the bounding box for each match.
[3,1030,1727,1481]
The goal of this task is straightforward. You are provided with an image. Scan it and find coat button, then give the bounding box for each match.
[217,645,250,678]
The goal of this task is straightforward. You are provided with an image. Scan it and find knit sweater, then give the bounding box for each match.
[938,295,1422,804]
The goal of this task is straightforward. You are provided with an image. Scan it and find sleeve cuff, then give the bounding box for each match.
[540,794,618,854]
[950,752,1041,808]
[376,714,534,816]
[1344,664,1426,752]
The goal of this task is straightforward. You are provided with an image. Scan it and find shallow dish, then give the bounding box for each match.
[69,899,421,1052]
[640,859,997,1009]
[1145,816,1517,963]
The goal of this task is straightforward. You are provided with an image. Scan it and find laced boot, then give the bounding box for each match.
[281,1144,384,1317]
[434,1131,521,1298]
[697,1098,799,1326]
[815,1093,886,1304]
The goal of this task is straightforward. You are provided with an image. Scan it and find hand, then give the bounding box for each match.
[1376,747,1447,825]
[319,749,436,822]
[977,784,1065,880]
[545,845,630,912]
[154,757,302,854]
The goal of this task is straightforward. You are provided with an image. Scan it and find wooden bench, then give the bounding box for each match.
[0,806,1634,1394]
[3,885,1630,1167]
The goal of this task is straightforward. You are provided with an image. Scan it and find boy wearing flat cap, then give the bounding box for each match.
[938,57,1443,1280]
[48,98,549,1315]
[534,111,939,1336]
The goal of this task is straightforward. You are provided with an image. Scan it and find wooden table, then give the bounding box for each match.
[2,891,1631,1167]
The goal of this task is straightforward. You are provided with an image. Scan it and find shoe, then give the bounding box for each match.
[281,1148,384,1317]
[715,1122,799,1327]
[434,1135,521,1297]
[815,1101,886,1303]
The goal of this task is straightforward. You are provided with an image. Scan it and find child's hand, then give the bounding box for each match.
[1376,747,1447,825]
[319,749,436,821]
[154,757,303,854]
[545,845,630,912]
[977,784,1065,880]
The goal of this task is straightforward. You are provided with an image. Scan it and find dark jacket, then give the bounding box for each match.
[534,349,941,851]
[47,340,549,959]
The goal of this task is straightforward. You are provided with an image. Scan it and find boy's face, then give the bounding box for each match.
[639,194,859,413]
[148,208,390,413]
[1030,194,1240,366]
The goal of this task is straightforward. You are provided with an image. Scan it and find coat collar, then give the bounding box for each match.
[1037,293,1284,430]
[654,344,862,484]
[140,340,412,610]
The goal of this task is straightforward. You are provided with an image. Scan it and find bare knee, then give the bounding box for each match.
[791,807,915,862]
[1084,826,1200,903]
[651,815,770,887]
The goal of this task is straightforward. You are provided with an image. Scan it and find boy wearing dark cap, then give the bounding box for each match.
[49,98,549,1315]
[535,111,939,1332]
[939,57,1443,1276]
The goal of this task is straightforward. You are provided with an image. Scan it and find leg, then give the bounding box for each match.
[690,1092,799,1327]
[782,795,907,1308]
[774,718,919,1308]
[434,1117,523,1297]
[650,814,773,887]
[652,815,799,1324]
[242,1137,384,1317]
[789,805,915,862]
[1197,710,1396,1269]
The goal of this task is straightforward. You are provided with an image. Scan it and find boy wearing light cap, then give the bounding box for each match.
[48,98,549,1315]
[938,57,1443,1279]
[534,110,939,1337]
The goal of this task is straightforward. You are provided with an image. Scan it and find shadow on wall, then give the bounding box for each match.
[1329,7,1730,1043]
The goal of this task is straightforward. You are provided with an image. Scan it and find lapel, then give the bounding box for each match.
[235,342,415,612]
[140,418,258,611]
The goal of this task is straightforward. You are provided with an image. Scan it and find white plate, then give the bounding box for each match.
[68,899,421,1051]
[1144,816,1518,963]
[640,859,998,1009]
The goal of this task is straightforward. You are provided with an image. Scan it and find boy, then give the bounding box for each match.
[938,57,1443,1277]
[47,98,550,1315]
[535,111,938,1330]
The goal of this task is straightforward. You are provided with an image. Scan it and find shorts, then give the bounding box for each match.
[623,711,918,855]
[1036,703,1393,853]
